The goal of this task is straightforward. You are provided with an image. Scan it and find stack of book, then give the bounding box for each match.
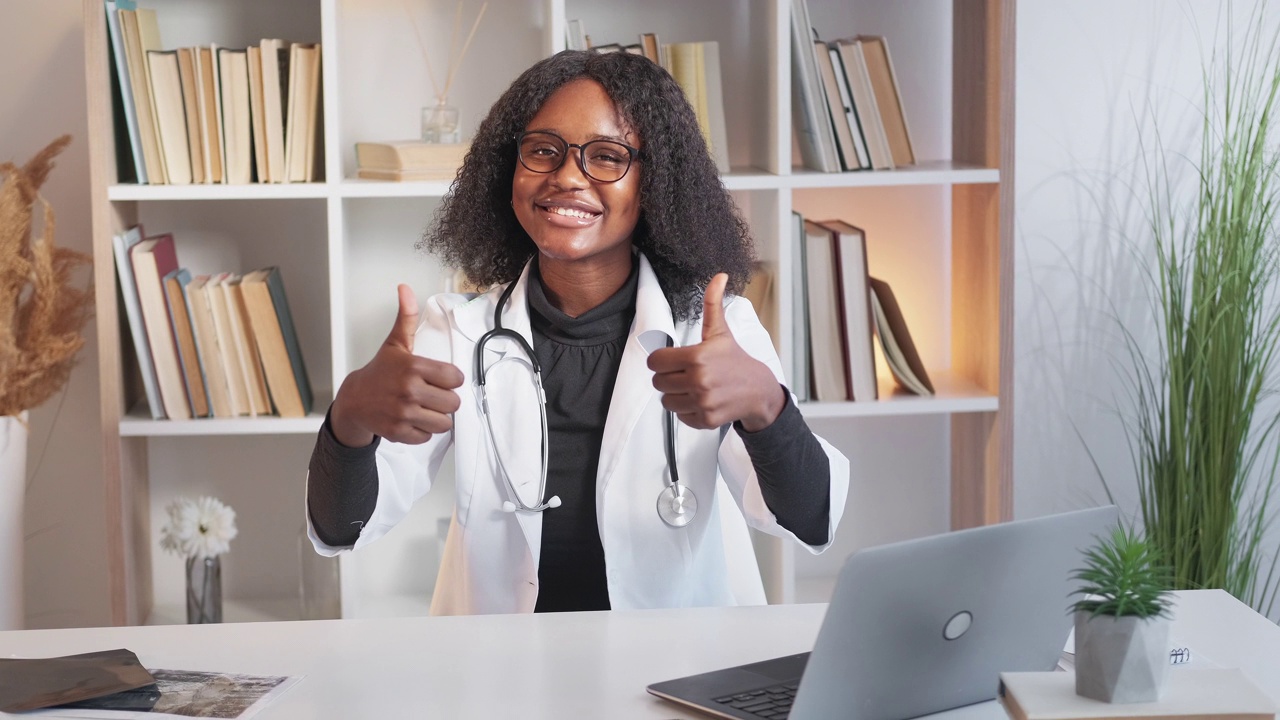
[791,211,933,403]
[567,21,730,174]
[113,225,314,420]
[790,0,915,172]
[354,141,470,182]
[105,1,323,185]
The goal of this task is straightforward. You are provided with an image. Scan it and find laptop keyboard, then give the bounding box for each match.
[713,682,798,719]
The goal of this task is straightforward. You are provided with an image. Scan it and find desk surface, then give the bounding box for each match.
[1,590,1276,719]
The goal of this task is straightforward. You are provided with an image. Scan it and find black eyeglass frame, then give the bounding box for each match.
[515,131,642,183]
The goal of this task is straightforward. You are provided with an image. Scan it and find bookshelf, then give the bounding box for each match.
[84,0,1013,624]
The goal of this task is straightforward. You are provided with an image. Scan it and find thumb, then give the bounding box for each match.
[388,284,420,351]
[701,273,731,341]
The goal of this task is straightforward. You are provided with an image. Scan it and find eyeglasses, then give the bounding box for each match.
[516,131,640,183]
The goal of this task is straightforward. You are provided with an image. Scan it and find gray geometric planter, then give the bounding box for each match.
[1074,610,1170,703]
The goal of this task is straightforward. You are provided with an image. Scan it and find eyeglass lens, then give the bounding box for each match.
[518,132,634,182]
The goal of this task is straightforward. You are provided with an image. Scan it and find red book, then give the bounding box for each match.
[130,234,190,419]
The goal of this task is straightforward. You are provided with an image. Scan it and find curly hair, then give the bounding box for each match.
[421,50,756,321]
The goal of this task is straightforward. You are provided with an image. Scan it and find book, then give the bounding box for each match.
[869,276,934,396]
[218,47,252,184]
[740,262,778,353]
[664,41,730,174]
[118,8,166,183]
[259,39,290,183]
[104,0,146,183]
[835,38,893,170]
[813,40,867,171]
[827,44,872,170]
[129,235,190,419]
[789,0,840,172]
[240,268,314,418]
[111,226,163,419]
[222,276,271,415]
[197,46,225,183]
[999,669,1277,720]
[247,45,268,183]
[822,220,877,400]
[857,36,915,167]
[145,50,192,184]
[802,220,850,401]
[639,32,661,63]
[284,42,322,182]
[354,140,469,176]
[565,19,588,51]
[184,275,233,418]
[163,269,210,417]
[176,48,204,183]
[205,273,250,416]
[791,211,811,402]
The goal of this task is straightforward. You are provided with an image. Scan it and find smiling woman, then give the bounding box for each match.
[304,50,851,616]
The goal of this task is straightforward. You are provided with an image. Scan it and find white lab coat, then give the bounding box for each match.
[309,253,850,615]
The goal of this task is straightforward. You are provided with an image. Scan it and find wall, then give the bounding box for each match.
[0,0,111,628]
[1014,2,1280,617]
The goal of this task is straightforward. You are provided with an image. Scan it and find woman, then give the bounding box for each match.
[307,50,849,615]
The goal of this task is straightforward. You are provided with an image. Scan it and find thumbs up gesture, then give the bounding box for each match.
[329,284,464,447]
[647,273,786,432]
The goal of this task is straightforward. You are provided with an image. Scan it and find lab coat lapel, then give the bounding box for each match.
[454,262,545,563]
[597,255,676,501]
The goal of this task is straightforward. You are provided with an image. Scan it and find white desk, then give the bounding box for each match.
[1,590,1276,719]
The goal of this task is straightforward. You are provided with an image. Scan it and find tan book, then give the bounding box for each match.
[802,219,850,401]
[240,268,313,418]
[813,41,862,171]
[176,48,205,184]
[162,269,209,417]
[284,43,321,182]
[194,46,224,183]
[118,8,167,184]
[223,276,271,415]
[205,273,249,416]
[999,669,1277,720]
[821,220,877,401]
[218,47,252,184]
[639,32,660,63]
[857,36,915,167]
[185,275,233,418]
[259,39,289,183]
[145,50,192,185]
[246,46,268,183]
[354,141,469,172]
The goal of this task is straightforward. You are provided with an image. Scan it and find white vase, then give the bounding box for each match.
[1074,610,1170,703]
[0,411,29,631]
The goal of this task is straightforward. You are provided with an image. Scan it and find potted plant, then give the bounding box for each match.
[1070,526,1174,703]
[0,136,93,630]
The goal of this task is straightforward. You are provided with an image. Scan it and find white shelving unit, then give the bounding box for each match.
[85,0,1013,625]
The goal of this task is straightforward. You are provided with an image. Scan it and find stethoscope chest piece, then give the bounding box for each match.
[657,484,697,528]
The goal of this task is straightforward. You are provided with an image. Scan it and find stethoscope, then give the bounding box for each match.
[474,279,698,528]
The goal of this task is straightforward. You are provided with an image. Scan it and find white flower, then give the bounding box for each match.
[159,496,238,559]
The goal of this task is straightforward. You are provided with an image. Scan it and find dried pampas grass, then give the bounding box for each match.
[0,135,93,417]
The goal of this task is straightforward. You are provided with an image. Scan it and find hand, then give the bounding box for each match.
[329,284,464,446]
[647,273,786,432]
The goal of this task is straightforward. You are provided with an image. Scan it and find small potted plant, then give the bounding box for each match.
[1070,526,1173,703]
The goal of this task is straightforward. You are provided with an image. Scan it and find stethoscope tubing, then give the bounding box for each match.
[476,276,694,526]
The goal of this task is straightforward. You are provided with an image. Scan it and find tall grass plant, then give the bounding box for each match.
[1116,5,1280,615]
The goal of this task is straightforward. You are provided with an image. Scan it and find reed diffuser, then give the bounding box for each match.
[404,0,488,143]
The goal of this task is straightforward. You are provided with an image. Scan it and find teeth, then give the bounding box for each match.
[549,205,594,219]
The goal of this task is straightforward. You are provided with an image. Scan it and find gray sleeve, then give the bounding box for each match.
[734,386,832,546]
[306,412,380,548]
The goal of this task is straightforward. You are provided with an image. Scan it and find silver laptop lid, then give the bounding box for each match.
[791,506,1119,720]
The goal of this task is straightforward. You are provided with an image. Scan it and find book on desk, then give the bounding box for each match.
[999,668,1277,720]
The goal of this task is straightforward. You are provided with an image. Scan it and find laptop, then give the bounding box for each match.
[647,505,1119,720]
